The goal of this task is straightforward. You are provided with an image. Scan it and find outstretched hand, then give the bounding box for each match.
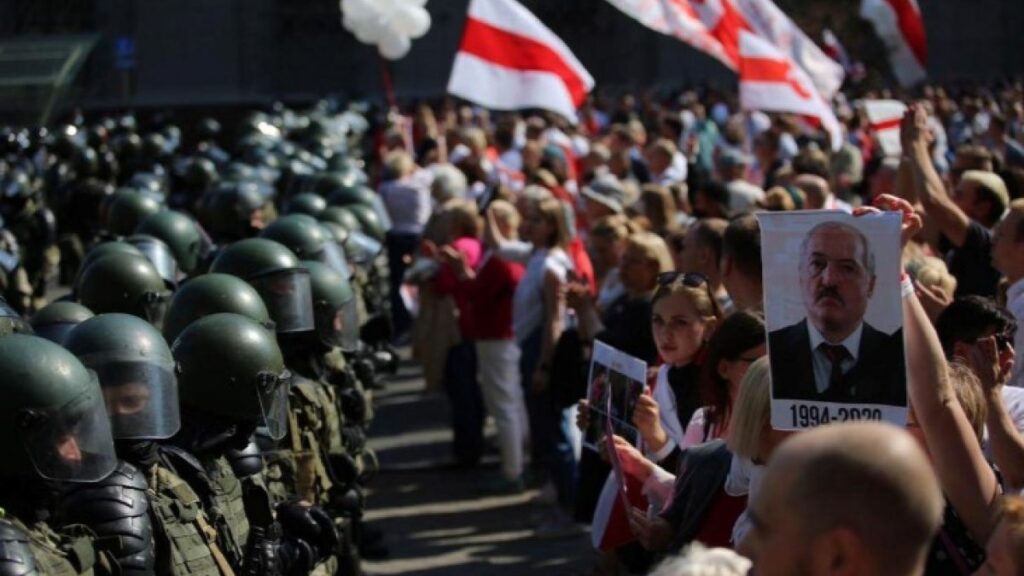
[852,194,922,250]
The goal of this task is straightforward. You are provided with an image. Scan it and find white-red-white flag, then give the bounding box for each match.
[447,0,595,123]
[862,99,907,157]
[738,31,843,151]
[860,0,927,87]
[822,28,852,72]
[603,0,737,70]
[691,0,845,99]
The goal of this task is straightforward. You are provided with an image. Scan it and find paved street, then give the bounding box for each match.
[363,356,599,575]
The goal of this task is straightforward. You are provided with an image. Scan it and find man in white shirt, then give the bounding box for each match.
[992,200,1024,388]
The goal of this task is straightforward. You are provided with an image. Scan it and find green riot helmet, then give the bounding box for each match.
[0,296,33,336]
[126,234,180,288]
[76,253,172,326]
[78,241,144,280]
[0,335,117,482]
[285,193,327,218]
[327,184,391,230]
[135,210,206,275]
[199,182,267,242]
[260,214,351,279]
[319,206,362,234]
[182,157,219,194]
[210,238,314,334]
[302,261,359,352]
[344,203,386,242]
[325,183,376,208]
[162,273,274,344]
[30,301,93,344]
[104,189,163,237]
[64,314,180,440]
[172,313,290,440]
[319,220,350,251]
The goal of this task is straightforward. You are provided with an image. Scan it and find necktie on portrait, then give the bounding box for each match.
[819,343,851,398]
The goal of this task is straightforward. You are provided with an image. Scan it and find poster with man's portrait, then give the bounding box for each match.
[758,211,908,430]
[583,341,647,450]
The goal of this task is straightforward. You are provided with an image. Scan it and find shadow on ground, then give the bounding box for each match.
[362,355,598,576]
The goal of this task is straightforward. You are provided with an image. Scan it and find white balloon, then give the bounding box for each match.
[379,31,411,60]
[353,16,386,45]
[390,4,431,39]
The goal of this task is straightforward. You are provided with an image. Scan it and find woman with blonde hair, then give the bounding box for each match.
[489,194,579,534]
[588,214,635,311]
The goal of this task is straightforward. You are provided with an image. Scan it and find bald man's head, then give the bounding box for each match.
[741,422,943,576]
[795,174,832,209]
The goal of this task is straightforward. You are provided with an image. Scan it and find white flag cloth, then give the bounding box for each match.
[729,0,845,99]
[860,0,927,87]
[738,31,843,151]
[862,99,908,157]
[447,0,595,123]
[603,0,737,70]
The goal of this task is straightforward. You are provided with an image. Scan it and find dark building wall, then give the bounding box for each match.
[1,0,1022,110]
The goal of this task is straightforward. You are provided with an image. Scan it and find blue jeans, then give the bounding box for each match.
[443,340,484,466]
[520,328,577,509]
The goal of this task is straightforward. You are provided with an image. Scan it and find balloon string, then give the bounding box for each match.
[380,56,397,110]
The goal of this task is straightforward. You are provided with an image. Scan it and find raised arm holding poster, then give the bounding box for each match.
[583,340,648,451]
[758,210,908,430]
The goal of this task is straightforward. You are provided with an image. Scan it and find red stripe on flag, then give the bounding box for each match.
[459,17,588,106]
[885,0,927,66]
[871,117,902,131]
[740,56,813,100]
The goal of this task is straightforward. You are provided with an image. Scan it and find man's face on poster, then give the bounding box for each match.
[798,223,876,340]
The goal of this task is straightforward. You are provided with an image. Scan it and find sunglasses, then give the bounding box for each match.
[656,271,709,287]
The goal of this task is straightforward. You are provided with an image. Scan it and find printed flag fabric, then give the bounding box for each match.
[447,0,595,123]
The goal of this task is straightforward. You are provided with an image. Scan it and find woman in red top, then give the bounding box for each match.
[434,199,485,468]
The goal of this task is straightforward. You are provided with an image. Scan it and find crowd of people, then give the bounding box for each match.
[2,77,1024,576]
[382,83,1024,575]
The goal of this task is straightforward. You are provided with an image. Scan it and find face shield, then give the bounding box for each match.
[138,290,171,328]
[315,298,360,352]
[0,300,31,336]
[129,238,180,287]
[255,369,291,440]
[249,269,314,334]
[345,231,383,265]
[19,377,118,482]
[318,240,352,280]
[85,359,180,440]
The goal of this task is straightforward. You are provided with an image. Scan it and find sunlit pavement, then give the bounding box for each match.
[363,353,599,575]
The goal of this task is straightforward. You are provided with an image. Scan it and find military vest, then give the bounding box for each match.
[199,457,249,571]
[263,378,335,506]
[10,517,96,576]
[147,464,231,576]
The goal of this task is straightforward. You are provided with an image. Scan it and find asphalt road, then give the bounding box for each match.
[362,355,600,576]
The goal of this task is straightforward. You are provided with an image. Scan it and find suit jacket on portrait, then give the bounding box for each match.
[768,319,906,406]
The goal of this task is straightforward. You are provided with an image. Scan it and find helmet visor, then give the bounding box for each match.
[140,291,172,328]
[132,240,179,286]
[92,361,181,440]
[255,369,291,440]
[250,269,314,333]
[346,231,382,265]
[21,377,117,482]
[319,240,352,280]
[315,299,360,352]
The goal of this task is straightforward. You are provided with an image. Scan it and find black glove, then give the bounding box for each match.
[242,524,282,576]
[276,501,338,559]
